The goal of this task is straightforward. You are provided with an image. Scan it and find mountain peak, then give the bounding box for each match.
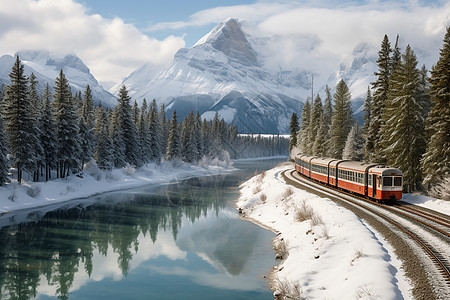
[194,18,257,65]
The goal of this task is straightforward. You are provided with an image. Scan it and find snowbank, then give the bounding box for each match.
[402,193,450,216]
[0,159,234,214]
[237,164,412,299]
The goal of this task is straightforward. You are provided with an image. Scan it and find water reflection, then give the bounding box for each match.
[0,159,285,299]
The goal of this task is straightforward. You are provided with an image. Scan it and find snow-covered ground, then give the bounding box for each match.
[402,193,450,216]
[237,164,414,299]
[0,159,234,214]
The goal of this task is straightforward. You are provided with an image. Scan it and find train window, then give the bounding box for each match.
[368,175,372,186]
[394,177,402,186]
[383,176,393,186]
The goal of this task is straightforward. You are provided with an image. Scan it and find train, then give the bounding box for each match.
[294,155,403,202]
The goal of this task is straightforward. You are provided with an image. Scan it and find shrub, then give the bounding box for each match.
[311,213,323,226]
[273,276,303,300]
[282,188,294,199]
[295,201,314,222]
[26,185,41,198]
[273,239,288,260]
[260,193,267,202]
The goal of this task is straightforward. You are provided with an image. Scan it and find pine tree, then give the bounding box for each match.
[312,113,327,156]
[391,34,401,72]
[323,85,333,131]
[421,27,450,192]
[148,99,162,162]
[2,56,38,183]
[194,112,204,161]
[166,110,180,161]
[79,85,95,167]
[0,117,9,185]
[297,98,311,154]
[180,111,197,163]
[289,112,299,154]
[369,34,392,162]
[329,79,353,159]
[132,100,140,126]
[116,86,140,167]
[94,107,113,170]
[159,103,169,158]
[417,65,431,119]
[363,87,373,160]
[308,94,323,151]
[343,121,364,161]
[53,70,81,178]
[110,109,126,168]
[29,73,44,181]
[40,84,57,181]
[381,45,425,192]
[137,100,151,163]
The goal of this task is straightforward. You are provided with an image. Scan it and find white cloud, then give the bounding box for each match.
[0,0,185,86]
[148,0,449,88]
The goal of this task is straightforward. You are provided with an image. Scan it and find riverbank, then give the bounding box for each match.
[237,163,413,299]
[0,158,234,214]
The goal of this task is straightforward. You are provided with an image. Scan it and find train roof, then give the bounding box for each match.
[310,157,340,165]
[338,161,378,172]
[298,155,317,162]
[368,165,403,176]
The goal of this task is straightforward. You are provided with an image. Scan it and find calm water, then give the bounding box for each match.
[0,158,286,300]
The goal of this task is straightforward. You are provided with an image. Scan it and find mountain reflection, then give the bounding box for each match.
[0,173,271,300]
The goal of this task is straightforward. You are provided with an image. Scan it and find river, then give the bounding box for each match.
[0,158,286,300]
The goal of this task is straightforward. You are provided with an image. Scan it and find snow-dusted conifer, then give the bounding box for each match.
[421,27,450,191]
[40,84,57,181]
[116,86,140,167]
[381,45,425,192]
[95,107,113,170]
[289,112,299,153]
[417,65,431,119]
[109,109,126,168]
[29,73,44,181]
[180,111,196,163]
[308,94,323,151]
[0,117,9,185]
[363,87,373,160]
[159,103,169,158]
[132,100,140,126]
[312,113,327,156]
[79,85,95,167]
[54,70,81,177]
[3,56,38,183]
[297,98,311,154]
[148,99,162,162]
[343,121,364,161]
[166,110,180,161]
[194,112,204,161]
[323,85,333,131]
[137,100,151,163]
[391,34,401,72]
[329,79,353,159]
[369,34,392,162]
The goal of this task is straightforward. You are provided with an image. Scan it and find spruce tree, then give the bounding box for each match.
[79,85,95,167]
[116,86,140,167]
[417,65,431,119]
[312,113,327,156]
[166,110,180,161]
[180,111,196,163]
[329,79,353,159]
[369,34,392,162]
[3,56,38,183]
[297,98,311,154]
[421,27,450,191]
[29,73,44,181]
[289,112,299,154]
[308,94,323,151]
[95,107,113,170]
[137,100,150,163]
[159,103,169,158]
[54,70,81,177]
[132,100,140,126]
[391,34,401,72]
[148,99,162,162]
[194,112,204,161]
[40,84,57,181]
[363,87,373,160]
[323,85,333,131]
[343,121,364,161]
[110,109,126,168]
[381,45,425,192]
[0,117,9,185]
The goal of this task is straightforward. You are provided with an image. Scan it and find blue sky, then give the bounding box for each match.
[76,0,256,46]
[0,0,448,87]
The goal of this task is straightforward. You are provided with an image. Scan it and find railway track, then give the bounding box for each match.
[283,168,450,289]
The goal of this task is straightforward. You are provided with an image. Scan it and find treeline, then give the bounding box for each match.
[0,56,288,185]
[290,28,449,195]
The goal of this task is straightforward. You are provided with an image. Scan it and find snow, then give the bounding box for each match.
[401,193,450,216]
[236,164,413,299]
[0,159,234,215]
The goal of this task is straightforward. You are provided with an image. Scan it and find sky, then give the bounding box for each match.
[0,0,449,89]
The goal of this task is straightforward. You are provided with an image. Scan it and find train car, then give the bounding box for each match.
[294,154,403,201]
[367,165,403,200]
[309,157,340,185]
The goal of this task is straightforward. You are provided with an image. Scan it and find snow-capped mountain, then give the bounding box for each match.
[118,18,306,134]
[0,50,116,106]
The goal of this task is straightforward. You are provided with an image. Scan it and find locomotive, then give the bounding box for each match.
[294,155,403,201]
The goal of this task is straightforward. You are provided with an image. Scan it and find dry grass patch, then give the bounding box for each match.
[295,201,314,222]
[252,185,262,195]
[273,276,304,300]
[273,238,288,260]
[282,187,294,199]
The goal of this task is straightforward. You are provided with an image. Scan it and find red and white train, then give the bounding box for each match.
[294,155,403,202]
